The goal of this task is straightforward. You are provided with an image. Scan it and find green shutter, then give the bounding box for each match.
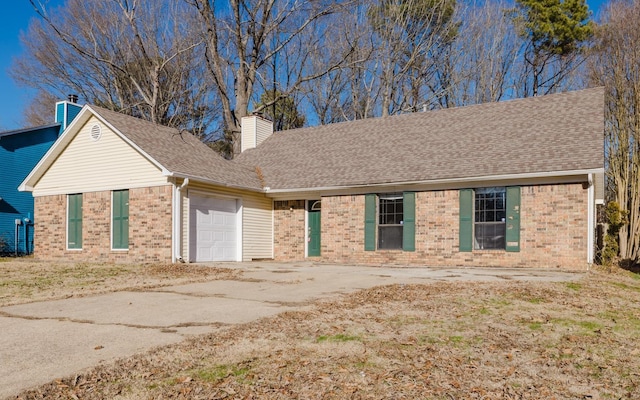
[402,192,415,251]
[459,189,473,252]
[364,194,376,251]
[505,186,521,252]
[113,190,129,249]
[67,194,82,249]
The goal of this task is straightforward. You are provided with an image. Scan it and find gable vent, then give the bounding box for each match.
[90,124,102,141]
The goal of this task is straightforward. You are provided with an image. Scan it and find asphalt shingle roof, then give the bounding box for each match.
[235,87,604,190]
[89,106,263,190]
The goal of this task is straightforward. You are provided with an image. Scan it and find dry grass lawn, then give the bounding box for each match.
[4,259,640,399]
[0,258,239,307]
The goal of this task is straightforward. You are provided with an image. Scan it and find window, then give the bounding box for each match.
[365,192,415,251]
[459,186,520,252]
[112,190,129,249]
[474,187,506,250]
[378,194,403,249]
[67,193,82,249]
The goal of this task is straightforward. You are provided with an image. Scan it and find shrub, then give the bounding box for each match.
[602,201,627,265]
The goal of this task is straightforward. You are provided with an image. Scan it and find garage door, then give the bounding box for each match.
[189,195,238,262]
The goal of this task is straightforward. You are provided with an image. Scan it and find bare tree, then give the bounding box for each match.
[23,90,60,127]
[186,0,352,157]
[13,0,218,140]
[302,4,378,123]
[368,0,458,115]
[589,0,640,263]
[446,0,520,106]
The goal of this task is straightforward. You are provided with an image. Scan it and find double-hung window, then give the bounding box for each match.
[459,186,520,252]
[474,187,506,250]
[378,193,404,249]
[365,192,415,251]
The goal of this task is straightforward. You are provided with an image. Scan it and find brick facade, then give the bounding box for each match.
[274,183,590,269]
[34,185,172,263]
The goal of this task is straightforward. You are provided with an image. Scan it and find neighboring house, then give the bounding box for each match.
[0,97,81,254]
[20,88,604,269]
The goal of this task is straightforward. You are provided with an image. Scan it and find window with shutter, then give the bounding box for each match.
[364,192,415,251]
[459,186,521,252]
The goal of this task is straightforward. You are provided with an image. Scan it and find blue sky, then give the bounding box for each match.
[0,0,607,131]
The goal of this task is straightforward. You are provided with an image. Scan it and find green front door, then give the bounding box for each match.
[308,201,321,257]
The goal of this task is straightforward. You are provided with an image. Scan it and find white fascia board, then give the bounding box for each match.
[18,106,94,192]
[164,171,265,193]
[264,168,604,199]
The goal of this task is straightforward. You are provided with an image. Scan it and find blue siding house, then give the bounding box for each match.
[0,97,81,255]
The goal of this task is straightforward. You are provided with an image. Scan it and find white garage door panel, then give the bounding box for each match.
[190,195,238,262]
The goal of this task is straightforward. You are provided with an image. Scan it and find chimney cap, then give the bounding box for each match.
[250,112,272,122]
[68,94,79,103]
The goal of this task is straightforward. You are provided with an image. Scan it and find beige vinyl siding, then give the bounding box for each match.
[241,115,272,152]
[595,171,605,204]
[255,117,272,147]
[241,117,257,152]
[183,181,273,261]
[243,191,274,260]
[32,116,167,196]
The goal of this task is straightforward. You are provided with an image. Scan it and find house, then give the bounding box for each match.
[19,87,604,268]
[0,97,81,254]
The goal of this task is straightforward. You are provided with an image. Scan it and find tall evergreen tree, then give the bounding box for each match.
[255,91,305,132]
[512,0,592,96]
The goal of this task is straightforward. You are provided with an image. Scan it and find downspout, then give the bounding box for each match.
[14,219,21,257]
[587,173,595,268]
[23,216,31,255]
[173,178,189,263]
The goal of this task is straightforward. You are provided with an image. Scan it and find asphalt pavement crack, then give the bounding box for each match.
[0,310,226,330]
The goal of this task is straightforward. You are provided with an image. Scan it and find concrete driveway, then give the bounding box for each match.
[0,262,583,398]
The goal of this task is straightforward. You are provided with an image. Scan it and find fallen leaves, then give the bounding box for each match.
[0,260,241,307]
[13,268,640,399]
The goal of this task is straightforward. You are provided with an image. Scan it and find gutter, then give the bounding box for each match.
[172,178,189,263]
[164,171,265,193]
[263,168,605,195]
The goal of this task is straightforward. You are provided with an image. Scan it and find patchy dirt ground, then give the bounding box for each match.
[0,258,240,307]
[8,261,640,400]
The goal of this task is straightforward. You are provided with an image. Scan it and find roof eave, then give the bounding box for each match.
[0,123,62,139]
[164,171,265,193]
[263,168,604,196]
